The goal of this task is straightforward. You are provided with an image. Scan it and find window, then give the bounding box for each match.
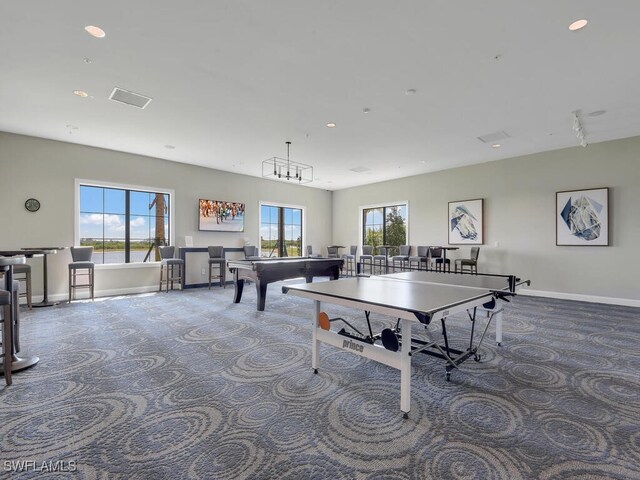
[259,203,304,257]
[76,181,173,264]
[362,203,408,254]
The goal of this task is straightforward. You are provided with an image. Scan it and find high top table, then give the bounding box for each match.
[0,254,40,372]
[21,247,67,307]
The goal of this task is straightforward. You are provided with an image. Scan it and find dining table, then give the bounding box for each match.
[0,253,40,372]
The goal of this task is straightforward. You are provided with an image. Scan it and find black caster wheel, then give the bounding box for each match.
[445,372,451,382]
[313,369,318,374]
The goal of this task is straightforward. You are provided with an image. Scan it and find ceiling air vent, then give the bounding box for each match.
[477,131,510,144]
[349,166,371,173]
[109,87,152,109]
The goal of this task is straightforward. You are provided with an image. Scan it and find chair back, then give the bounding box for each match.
[327,246,338,257]
[159,246,175,260]
[244,245,258,258]
[71,246,93,262]
[362,245,373,255]
[377,246,388,256]
[429,247,443,259]
[349,245,358,255]
[417,246,429,257]
[208,246,224,259]
[306,245,313,256]
[399,245,410,256]
[471,246,480,261]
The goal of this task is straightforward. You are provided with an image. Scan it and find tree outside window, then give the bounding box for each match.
[363,204,407,254]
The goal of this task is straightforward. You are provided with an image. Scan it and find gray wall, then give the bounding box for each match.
[332,136,640,306]
[0,132,333,299]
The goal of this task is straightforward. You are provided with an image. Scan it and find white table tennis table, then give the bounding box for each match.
[282,270,529,418]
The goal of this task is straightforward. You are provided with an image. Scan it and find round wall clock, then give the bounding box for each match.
[25,198,41,212]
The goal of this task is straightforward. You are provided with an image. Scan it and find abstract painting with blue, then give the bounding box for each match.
[448,198,484,245]
[556,187,609,246]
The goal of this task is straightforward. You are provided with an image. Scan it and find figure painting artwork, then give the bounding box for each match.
[199,199,245,232]
[556,187,609,246]
[448,199,483,245]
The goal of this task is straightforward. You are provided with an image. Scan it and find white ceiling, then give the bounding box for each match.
[2,1,640,190]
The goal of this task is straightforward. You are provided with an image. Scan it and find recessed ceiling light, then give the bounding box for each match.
[326,123,336,128]
[363,108,371,114]
[83,57,92,64]
[73,90,89,98]
[491,143,502,148]
[568,19,588,31]
[66,124,79,130]
[164,145,176,150]
[588,110,606,117]
[85,25,106,38]
[405,89,417,95]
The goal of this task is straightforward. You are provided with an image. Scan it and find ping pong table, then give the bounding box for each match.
[282,270,529,418]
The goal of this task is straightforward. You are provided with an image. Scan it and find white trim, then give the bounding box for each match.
[520,288,640,308]
[74,178,176,266]
[358,200,410,250]
[258,200,306,256]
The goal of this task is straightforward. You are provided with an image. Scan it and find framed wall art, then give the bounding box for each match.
[448,199,483,245]
[556,187,609,246]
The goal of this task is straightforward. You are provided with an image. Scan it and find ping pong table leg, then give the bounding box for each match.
[400,318,411,418]
[494,301,503,346]
[312,300,321,373]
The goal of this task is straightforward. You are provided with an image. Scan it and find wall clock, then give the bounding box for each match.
[25,198,40,212]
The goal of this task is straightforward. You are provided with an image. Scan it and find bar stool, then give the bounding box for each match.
[208,246,226,289]
[391,245,411,272]
[342,246,358,276]
[159,246,184,292]
[359,245,374,274]
[1,288,13,384]
[408,246,429,271]
[68,246,95,302]
[372,246,389,275]
[13,263,32,309]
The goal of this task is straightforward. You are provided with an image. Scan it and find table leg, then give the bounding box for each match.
[2,266,39,372]
[495,302,503,346]
[400,318,411,418]
[32,253,59,308]
[312,300,320,373]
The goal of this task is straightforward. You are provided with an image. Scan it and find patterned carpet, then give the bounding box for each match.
[1,280,639,479]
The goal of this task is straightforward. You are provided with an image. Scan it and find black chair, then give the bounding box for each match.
[1,288,13,384]
[13,263,32,309]
[359,245,374,274]
[372,246,389,275]
[208,246,225,289]
[342,245,358,276]
[408,246,429,271]
[158,246,184,292]
[455,247,480,274]
[391,245,411,272]
[428,247,450,272]
[68,246,95,302]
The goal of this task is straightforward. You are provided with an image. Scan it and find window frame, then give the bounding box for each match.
[359,200,410,253]
[258,201,306,257]
[74,179,175,268]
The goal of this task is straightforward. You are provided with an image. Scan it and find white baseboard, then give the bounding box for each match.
[36,285,161,303]
[520,288,640,308]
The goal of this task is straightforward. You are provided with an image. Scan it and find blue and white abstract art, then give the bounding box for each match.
[448,198,483,245]
[556,187,609,246]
